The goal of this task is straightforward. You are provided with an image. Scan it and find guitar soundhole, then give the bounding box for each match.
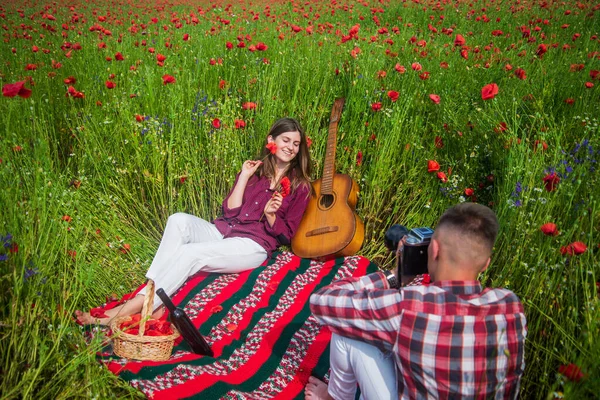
[319,194,335,210]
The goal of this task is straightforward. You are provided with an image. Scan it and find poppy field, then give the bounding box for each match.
[1,0,599,398]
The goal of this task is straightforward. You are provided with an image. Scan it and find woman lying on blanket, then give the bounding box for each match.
[75,117,312,325]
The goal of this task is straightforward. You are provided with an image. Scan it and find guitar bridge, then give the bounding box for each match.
[305,226,339,237]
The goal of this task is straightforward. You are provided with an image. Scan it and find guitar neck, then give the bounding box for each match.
[321,98,344,195]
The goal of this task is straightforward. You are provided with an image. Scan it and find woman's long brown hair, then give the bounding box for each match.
[256,118,312,195]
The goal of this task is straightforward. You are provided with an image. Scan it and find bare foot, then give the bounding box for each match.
[74,310,111,326]
[305,376,333,400]
[75,295,146,326]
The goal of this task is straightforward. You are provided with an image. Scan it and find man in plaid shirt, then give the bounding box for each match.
[305,203,527,400]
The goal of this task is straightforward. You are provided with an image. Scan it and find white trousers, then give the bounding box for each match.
[328,333,398,400]
[143,212,267,309]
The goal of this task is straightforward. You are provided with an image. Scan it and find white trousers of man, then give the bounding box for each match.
[328,333,398,400]
[143,212,267,310]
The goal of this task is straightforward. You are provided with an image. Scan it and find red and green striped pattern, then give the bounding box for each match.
[100,252,377,399]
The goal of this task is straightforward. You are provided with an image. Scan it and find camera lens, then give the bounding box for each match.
[405,236,419,244]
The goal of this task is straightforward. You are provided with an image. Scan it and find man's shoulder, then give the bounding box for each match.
[400,281,525,316]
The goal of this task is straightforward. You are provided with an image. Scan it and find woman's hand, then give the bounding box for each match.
[240,160,262,179]
[264,192,283,216]
[263,192,283,227]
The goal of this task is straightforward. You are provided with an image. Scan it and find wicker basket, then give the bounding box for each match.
[110,280,180,361]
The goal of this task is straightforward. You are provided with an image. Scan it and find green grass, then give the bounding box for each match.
[1,0,599,398]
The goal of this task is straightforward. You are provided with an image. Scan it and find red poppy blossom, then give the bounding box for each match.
[436,171,448,182]
[234,119,246,129]
[454,34,465,47]
[212,118,221,129]
[280,176,291,197]
[590,70,599,80]
[62,215,72,222]
[356,151,363,166]
[434,136,444,148]
[387,90,399,102]
[242,102,257,110]
[540,223,558,236]
[429,94,441,104]
[115,52,124,61]
[105,80,116,89]
[371,102,382,112]
[135,114,144,122]
[183,33,189,41]
[162,74,176,85]
[464,188,474,197]
[120,243,131,254]
[2,81,32,98]
[394,63,406,73]
[266,142,277,154]
[558,363,585,382]
[481,83,499,100]
[411,62,422,71]
[542,172,560,191]
[427,160,440,173]
[157,54,166,62]
[585,82,594,88]
[514,68,527,80]
[536,43,548,57]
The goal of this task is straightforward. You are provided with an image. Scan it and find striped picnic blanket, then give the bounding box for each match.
[99,251,377,399]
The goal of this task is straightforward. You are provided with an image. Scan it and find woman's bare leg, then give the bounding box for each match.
[75,295,146,325]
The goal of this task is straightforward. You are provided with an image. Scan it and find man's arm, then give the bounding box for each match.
[309,272,403,350]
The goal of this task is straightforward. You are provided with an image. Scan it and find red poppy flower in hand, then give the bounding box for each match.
[280,176,291,198]
[265,142,277,154]
[2,81,32,98]
[481,83,499,100]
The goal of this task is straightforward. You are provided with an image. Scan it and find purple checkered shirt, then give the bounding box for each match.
[310,272,527,399]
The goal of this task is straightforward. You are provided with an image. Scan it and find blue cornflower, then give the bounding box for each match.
[0,254,7,261]
[514,200,522,207]
[24,268,39,280]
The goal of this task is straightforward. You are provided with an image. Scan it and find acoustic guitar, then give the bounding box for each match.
[292,98,365,259]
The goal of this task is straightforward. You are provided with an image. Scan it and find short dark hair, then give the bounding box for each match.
[436,203,499,252]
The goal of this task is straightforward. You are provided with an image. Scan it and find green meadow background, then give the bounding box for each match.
[1,0,599,398]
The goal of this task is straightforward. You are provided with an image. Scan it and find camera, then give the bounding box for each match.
[384,225,434,277]
[401,227,434,276]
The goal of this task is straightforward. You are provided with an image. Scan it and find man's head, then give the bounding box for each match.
[427,203,499,281]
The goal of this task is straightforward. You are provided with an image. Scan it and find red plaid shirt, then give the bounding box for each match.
[310,272,527,399]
